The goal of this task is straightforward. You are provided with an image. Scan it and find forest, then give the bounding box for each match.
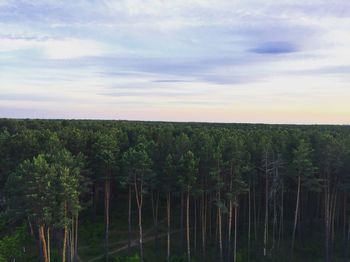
[0,119,350,262]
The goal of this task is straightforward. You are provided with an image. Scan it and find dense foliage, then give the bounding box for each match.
[0,119,350,262]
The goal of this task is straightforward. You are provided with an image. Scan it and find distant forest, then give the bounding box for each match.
[1,119,350,262]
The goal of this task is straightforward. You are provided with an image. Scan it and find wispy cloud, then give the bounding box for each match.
[0,0,350,123]
[250,42,298,54]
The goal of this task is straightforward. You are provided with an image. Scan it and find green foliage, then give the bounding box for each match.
[2,119,350,261]
[91,130,120,178]
[6,154,56,224]
[114,254,140,262]
[122,142,153,188]
[79,221,104,246]
[168,254,187,262]
[178,150,198,190]
[291,139,321,191]
[6,149,84,228]
[0,224,30,260]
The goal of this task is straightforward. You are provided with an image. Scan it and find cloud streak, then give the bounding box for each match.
[0,0,350,123]
[250,42,298,54]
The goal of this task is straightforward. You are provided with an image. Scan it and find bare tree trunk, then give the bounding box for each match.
[202,194,207,262]
[209,193,212,243]
[187,187,191,262]
[105,177,110,262]
[291,175,301,254]
[278,176,284,248]
[151,191,160,253]
[325,178,330,262]
[181,190,185,253]
[194,198,197,255]
[134,177,144,262]
[332,191,338,243]
[138,201,143,262]
[248,187,251,261]
[167,192,171,262]
[63,225,67,262]
[234,198,238,262]
[128,185,132,255]
[272,186,277,251]
[228,199,233,262]
[28,218,34,236]
[343,193,347,241]
[63,201,68,262]
[39,225,48,262]
[253,185,257,242]
[343,193,347,260]
[330,187,338,259]
[218,189,223,262]
[47,227,50,262]
[346,215,350,260]
[264,155,269,257]
[70,219,73,262]
[94,183,100,218]
[74,214,79,262]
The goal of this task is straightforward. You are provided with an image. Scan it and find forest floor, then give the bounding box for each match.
[78,215,173,261]
[87,229,182,262]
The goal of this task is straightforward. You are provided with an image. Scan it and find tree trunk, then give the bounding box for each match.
[63,224,67,262]
[330,188,338,260]
[228,199,233,262]
[234,198,238,262]
[105,177,111,262]
[167,192,171,262]
[253,185,257,242]
[248,187,251,261]
[39,225,49,262]
[134,177,144,262]
[28,219,34,236]
[151,191,159,253]
[63,201,67,262]
[278,176,284,248]
[218,190,223,262]
[74,214,79,262]
[264,155,269,257]
[94,183,100,218]
[47,227,50,262]
[343,193,347,241]
[325,178,330,262]
[138,201,143,262]
[181,190,185,253]
[209,193,212,242]
[187,187,191,262]
[128,185,132,255]
[69,222,73,262]
[194,198,197,255]
[291,175,301,254]
[272,186,277,251]
[202,193,207,262]
[346,215,350,260]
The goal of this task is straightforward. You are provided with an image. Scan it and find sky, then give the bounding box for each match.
[1,0,350,124]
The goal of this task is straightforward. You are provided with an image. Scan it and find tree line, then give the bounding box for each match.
[0,119,350,262]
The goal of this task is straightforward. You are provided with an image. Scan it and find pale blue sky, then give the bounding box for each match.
[1,0,350,124]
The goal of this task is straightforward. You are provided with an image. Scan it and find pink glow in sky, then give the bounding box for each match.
[1,1,350,124]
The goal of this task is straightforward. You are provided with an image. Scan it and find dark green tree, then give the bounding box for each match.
[178,150,198,262]
[122,143,153,262]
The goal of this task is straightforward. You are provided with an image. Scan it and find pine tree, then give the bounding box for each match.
[178,150,198,262]
[122,143,153,262]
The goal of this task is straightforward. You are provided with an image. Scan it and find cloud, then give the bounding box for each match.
[0,35,104,59]
[43,39,103,59]
[1,0,350,123]
[0,93,63,102]
[152,79,190,83]
[250,42,298,54]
